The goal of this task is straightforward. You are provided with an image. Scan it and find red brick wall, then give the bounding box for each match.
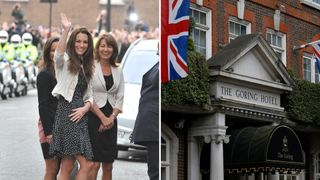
[195,0,320,79]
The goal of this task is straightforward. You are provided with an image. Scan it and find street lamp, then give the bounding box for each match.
[106,0,111,32]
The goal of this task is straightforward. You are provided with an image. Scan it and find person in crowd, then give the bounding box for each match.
[10,33,22,62]
[36,37,60,180]
[49,13,94,180]
[96,10,108,34]
[132,58,159,180]
[20,32,38,63]
[11,3,25,34]
[88,33,124,180]
[0,30,13,61]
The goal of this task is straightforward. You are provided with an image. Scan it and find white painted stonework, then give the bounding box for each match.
[211,81,282,109]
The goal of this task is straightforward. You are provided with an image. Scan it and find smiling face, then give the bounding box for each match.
[74,33,89,56]
[50,41,58,62]
[98,39,114,62]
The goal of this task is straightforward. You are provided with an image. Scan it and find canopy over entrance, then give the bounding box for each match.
[225,125,305,173]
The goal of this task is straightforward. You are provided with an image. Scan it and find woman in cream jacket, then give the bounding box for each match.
[88,33,124,180]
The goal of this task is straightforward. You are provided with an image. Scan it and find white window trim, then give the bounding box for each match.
[99,0,125,5]
[266,29,287,66]
[301,0,320,10]
[315,152,320,179]
[161,123,179,180]
[4,0,29,2]
[229,16,252,42]
[303,54,320,83]
[190,3,212,60]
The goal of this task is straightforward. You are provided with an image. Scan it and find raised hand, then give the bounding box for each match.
[60,13,72,30]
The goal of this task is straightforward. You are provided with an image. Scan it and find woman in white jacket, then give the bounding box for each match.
[88,34,124,180]
[49,13,94,180]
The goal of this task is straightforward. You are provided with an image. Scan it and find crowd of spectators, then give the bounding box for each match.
[1,3,159,63]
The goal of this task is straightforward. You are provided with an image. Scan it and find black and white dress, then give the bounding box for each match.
[88,74,118,163]
[49,70,93,160]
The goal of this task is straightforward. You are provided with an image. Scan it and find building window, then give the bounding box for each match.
[190,4,212,59]
[4,0,29,2]
[303,55,320,83]
[99,0,125,5]
[161,136,170,180]
[161,123,179,180]
[229,16,251,41]
[266,29,287,66]
[280,174,298,180]
[301,0,320,10]
[315,153,320,179]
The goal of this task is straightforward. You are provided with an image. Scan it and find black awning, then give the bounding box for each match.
[225,125,305,173]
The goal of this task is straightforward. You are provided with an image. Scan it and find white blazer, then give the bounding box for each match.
[51,52,93,104]
[92,61,124,111]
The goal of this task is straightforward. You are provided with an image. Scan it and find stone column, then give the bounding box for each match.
[210,135,225,180]
[188,136,200,180]
[210,113,227,180]
[267,172,279,180]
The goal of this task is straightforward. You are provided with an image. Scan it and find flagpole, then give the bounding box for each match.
[293,39,320,51]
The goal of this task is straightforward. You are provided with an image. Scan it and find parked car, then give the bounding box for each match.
[117,38,158,152]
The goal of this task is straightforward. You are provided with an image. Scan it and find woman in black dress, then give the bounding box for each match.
[88,34,124,180]
[37,37,60,180]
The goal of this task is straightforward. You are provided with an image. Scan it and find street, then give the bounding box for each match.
[0,89,148,180]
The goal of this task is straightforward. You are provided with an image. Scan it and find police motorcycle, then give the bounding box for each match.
[21,33,38,88]
[0,30,16,100]
[10,34,28,97]
[0,54,16,100]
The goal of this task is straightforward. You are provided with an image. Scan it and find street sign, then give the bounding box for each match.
[40,0,57,3]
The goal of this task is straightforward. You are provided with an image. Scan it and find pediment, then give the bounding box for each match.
[208,34,293,90]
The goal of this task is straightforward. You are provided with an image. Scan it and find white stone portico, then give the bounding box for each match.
[187,34,299,180]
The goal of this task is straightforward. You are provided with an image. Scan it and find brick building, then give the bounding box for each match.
[0,0,159,31]
[161,1,320,180]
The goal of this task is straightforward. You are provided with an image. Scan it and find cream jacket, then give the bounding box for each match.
[51,52,93,104]
[92,61,124,111]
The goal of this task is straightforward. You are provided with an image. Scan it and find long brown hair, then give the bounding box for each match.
[66,27,94,81]
[38,37,59,77]
[94,33,119,67]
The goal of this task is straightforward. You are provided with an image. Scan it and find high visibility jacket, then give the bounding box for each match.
[20,44,38,63]
[9,44,22,63]
[0,43,14,62]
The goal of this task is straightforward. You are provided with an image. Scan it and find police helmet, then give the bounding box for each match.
[0,30,9,44]
[22,32,33,45]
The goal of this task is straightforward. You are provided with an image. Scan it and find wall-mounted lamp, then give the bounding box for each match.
[274,9,281,31]
[237,0,245,20]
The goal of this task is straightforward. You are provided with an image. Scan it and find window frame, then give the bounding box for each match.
[228,16,251,41]
[266,29,287,66]
[303,54,320,83]
[161,123,179,180]
[161,135,170,180]
[190,3,212,59]
[99,0,125,5]
[301,0,320,10]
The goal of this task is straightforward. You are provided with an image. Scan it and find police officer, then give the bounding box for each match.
[20,32,38,63]
[10,34,22,63]
[0,30,14,62]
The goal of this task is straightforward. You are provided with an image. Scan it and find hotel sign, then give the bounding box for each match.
[212,82,281,108]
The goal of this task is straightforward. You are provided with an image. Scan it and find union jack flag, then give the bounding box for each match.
[161,0,190,83]
[311,42,320,72]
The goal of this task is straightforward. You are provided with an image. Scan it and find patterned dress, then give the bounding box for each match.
[49,70,93,160]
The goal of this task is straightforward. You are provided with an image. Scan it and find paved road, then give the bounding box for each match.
[0,89,148,180]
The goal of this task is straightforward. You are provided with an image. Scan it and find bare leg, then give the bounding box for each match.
[88,162,100,180]
[75,155,94,180]
[101,163,113,180]
[58,156,75,180]
[44,158,59,180]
